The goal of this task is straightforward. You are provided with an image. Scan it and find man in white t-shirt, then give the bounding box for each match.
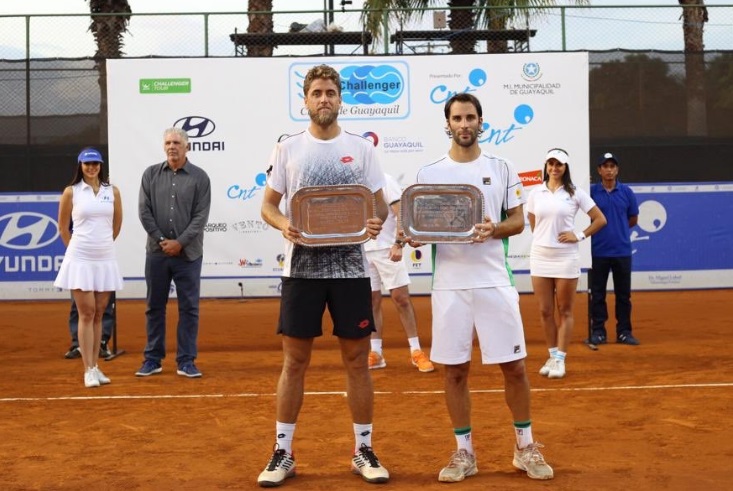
[365,173,434,373]
[409,93,553,482]
[258,64,390,487]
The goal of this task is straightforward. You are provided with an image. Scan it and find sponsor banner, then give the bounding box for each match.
[628,182,733,288]
[0,194,65,283]
[103,53,589,299]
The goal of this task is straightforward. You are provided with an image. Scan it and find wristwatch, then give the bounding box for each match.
[394,239,404,248]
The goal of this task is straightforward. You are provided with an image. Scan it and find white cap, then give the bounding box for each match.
[545,148,569,164]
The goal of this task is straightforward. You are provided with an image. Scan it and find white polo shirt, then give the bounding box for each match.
[527,183,596,248]
[416,153,525,290]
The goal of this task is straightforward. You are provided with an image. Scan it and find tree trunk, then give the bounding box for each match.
[447,0,476,54]
[679,0,708,136]
[247,0,274,57]
[88,0,131,144]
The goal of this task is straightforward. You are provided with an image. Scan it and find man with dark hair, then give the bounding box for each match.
[590,152,640,345]
[410,92,553,482]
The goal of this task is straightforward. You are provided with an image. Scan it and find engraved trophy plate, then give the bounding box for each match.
[290,184,375,246]
[401,184,484,243]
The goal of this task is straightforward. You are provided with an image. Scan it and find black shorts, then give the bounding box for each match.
[278,277,375,339]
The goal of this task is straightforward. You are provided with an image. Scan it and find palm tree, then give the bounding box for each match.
[362,0,589,54]
[87,0,132,143]
[678,0,708,136]
[247,0,274,57]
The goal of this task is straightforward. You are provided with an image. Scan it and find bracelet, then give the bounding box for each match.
[575,231,586,242]
[394,239,404,248]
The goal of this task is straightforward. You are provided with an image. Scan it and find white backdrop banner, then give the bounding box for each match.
[104,53,589,299]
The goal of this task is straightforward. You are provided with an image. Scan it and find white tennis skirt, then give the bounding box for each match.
[530,244,580,279]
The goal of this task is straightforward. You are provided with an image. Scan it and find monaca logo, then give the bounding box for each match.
[430,68,536,146]
[340,65,403,105]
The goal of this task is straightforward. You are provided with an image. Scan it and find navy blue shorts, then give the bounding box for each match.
[277,277,375,339]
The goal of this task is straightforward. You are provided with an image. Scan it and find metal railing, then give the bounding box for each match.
[0,5,731,59]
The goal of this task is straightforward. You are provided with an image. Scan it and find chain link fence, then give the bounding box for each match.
[1,5,732,191]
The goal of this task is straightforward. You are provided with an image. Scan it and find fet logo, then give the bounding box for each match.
[0,212,59,250]
[173,116,216,138]
[518,170,543,187]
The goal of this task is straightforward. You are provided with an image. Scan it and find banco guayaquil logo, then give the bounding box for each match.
[429,67,535,147]
[289,61,410,121]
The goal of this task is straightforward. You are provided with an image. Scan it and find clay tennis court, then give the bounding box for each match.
[1,289,731,490]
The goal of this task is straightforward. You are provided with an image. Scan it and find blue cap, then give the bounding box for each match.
[598,152,619,166]
[78,147,104,163]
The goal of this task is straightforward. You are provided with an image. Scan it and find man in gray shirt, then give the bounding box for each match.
[136,127,211,378]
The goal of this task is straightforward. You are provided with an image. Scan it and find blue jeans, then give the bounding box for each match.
[591,256,633,338]
[144,254,202,365]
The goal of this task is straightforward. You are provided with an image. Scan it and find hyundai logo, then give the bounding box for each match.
[0,212,59,250]
[173,116,216,138]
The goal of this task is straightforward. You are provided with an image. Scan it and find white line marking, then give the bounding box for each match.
[1,382,731,403]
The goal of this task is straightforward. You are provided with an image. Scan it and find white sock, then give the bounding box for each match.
[354,423,373,451]
[514,422,534,449]
[454,427,474,454]
[548,347,558,359]
[407,337,421,352]
[555,350,566,362]
[275,421,296,454]
[370,339,382,354]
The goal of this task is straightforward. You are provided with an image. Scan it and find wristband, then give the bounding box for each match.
[575,231,586,242]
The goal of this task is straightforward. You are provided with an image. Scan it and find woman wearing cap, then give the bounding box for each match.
[54,147,124,388]
[527,148,606,379]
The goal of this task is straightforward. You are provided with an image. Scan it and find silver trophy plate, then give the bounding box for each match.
[401,184,484,243]
[290,184,375,246]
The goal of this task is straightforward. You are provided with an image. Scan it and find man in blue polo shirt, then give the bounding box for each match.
[589,152,640,345]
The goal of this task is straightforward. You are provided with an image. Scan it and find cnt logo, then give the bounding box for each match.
[173,116,225,152]
[0,212,59,250]
[429,68,535,146]
[227,172,268,202]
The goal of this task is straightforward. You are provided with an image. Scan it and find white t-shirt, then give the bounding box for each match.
[268,128,385,279]
[416,153,525,290]
[526,183,596,248]
[364,173,401,252]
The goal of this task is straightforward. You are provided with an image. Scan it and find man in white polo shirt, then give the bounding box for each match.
[410,93,553,483]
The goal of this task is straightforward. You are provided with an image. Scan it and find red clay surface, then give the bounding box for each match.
[1,290,731,490]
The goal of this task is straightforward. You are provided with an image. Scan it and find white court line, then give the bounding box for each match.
[1,382,731,403]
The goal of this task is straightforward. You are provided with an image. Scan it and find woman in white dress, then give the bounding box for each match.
[54,148,124,388]
[527,149,606,379]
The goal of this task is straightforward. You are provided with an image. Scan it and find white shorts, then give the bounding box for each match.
[430,287,527,365]
[530,244,580,279]
[366,249,411,292]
